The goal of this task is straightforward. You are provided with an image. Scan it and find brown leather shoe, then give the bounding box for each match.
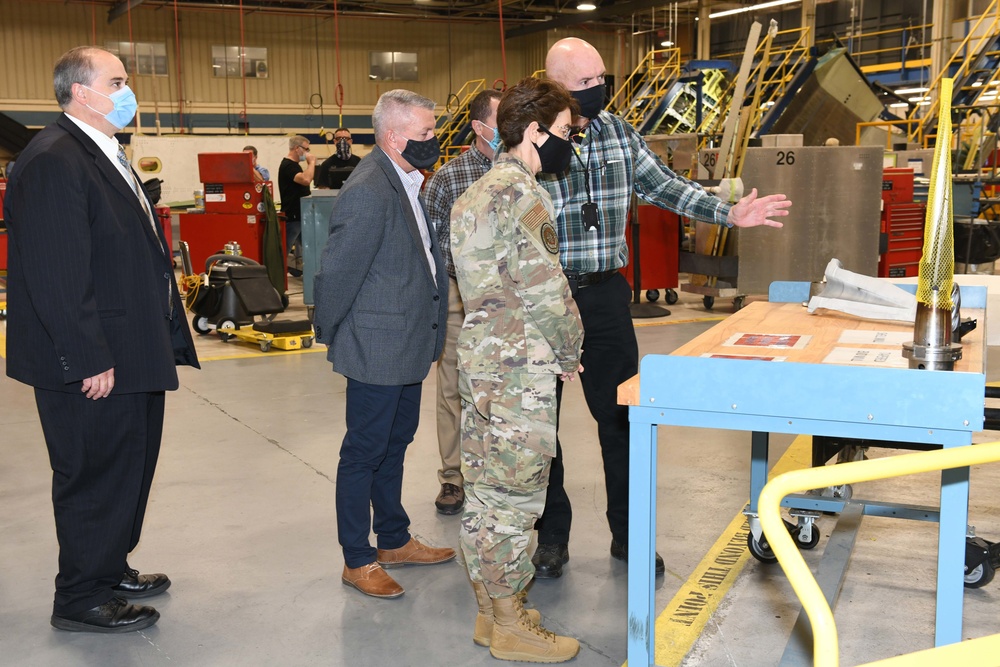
[341,562,404,599]
[377,537,456,568]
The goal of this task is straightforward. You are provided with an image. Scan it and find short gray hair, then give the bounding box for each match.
[372,89,435,141]
[289,135,308,150]
[54,46,106,108]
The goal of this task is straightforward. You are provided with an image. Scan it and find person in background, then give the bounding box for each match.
[316,128,361,190]
[420,88,502,516]
[450,76,583,663]
[3,45,199,633]
[531,37,791,580]
[278,135,315,277]
[312,89,454,600]
[243,145,270,182]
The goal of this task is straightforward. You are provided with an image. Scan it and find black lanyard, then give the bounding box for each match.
[572,130,600,231]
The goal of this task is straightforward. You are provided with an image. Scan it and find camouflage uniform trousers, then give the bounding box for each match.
[458,371,558,598]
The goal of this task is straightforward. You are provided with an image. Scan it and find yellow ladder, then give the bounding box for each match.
[605,48,682,131]
[908,0,1000,144]
[435,79,486,168]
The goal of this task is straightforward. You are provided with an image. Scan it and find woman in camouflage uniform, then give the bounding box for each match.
[450,77,584,663]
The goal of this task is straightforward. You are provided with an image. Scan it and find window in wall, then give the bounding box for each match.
[368,52,418,82]
[212,46,269,79]
[106,41,168,77]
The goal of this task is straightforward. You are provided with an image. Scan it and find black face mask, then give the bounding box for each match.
[571,85,605,119]
[399,135,441,169]
[336,137,352,160]
[534,126,573,174]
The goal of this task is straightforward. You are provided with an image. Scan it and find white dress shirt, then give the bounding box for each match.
[389,157,436,277]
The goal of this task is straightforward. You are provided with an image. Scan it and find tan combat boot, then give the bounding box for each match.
[472,581,541,647]
[489,595,579,663]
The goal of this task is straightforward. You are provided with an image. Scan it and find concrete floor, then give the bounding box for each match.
[1,279,998,667]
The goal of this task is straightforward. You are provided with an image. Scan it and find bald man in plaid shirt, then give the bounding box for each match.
[531,39,791,580]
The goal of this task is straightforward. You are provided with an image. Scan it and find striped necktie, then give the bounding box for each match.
[117,144,173,315]
[116,144,161,240]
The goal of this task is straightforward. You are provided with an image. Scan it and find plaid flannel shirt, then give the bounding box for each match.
[421,144,493,277]
[538,111,733,274]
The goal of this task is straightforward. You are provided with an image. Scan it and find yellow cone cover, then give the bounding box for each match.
[916,78,954,310]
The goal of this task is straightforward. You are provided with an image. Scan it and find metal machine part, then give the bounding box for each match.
[902,300,963,370]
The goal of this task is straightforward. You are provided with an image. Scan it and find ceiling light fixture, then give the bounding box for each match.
[661,40,674,46]
[577,1,597,9]
[895,87,929,95]
[709,0,800,19]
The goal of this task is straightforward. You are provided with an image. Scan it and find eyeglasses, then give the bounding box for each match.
[299,145,310,152]
[540,123,572,140]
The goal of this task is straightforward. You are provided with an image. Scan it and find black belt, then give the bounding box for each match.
[565,269,617,289]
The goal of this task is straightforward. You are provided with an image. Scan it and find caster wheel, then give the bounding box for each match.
[646,289,660,302]
[747,531,778,564]
[965,560,995,588]
[794,526,821,550]
[302,337,314,349]
[260,340,272,352]
[217,319,237,339]
[703,295,715,310]
[193,316,211,335]
[733,295,746,311]
[665,289,678,305]
[833,484,853,501]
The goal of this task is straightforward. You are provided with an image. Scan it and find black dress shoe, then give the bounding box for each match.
[112,566,171,599]
[51,596,159,633]
[611,539,665,576]
[532,543,569,579]
[435,483,465,515]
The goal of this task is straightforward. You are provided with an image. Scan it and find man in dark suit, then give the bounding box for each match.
[3,46,199,633]
[313,89,455,599]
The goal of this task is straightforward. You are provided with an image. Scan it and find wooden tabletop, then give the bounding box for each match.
[619,301,986,406]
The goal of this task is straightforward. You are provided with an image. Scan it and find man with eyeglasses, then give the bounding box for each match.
[315,128,361,190]
[532,37,792,580]
[278,135,316,277]
[421,88,502,517]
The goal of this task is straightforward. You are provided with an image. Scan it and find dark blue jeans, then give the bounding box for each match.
[337,378,421,568]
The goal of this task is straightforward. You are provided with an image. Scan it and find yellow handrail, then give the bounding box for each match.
[855,118,920,148]
[434,78,486,167]
[907,0,1000,142]
[758,440,1000,667]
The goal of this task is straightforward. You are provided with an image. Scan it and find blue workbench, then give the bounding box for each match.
[622,284,987,666]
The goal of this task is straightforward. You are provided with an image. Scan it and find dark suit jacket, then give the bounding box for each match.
[313,146,448,386]
[3,114,199,393]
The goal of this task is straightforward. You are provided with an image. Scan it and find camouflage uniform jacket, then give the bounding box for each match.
[451,154,584,376]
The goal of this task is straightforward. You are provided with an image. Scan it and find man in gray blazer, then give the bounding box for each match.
[313,89,455,599]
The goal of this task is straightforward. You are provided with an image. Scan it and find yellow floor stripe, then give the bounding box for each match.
[630,434,814,667]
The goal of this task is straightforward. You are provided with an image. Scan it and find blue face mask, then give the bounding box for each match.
[84,84,138,130]
[481,123,501,153]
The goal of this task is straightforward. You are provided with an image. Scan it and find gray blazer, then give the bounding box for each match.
[313,146,448,386]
